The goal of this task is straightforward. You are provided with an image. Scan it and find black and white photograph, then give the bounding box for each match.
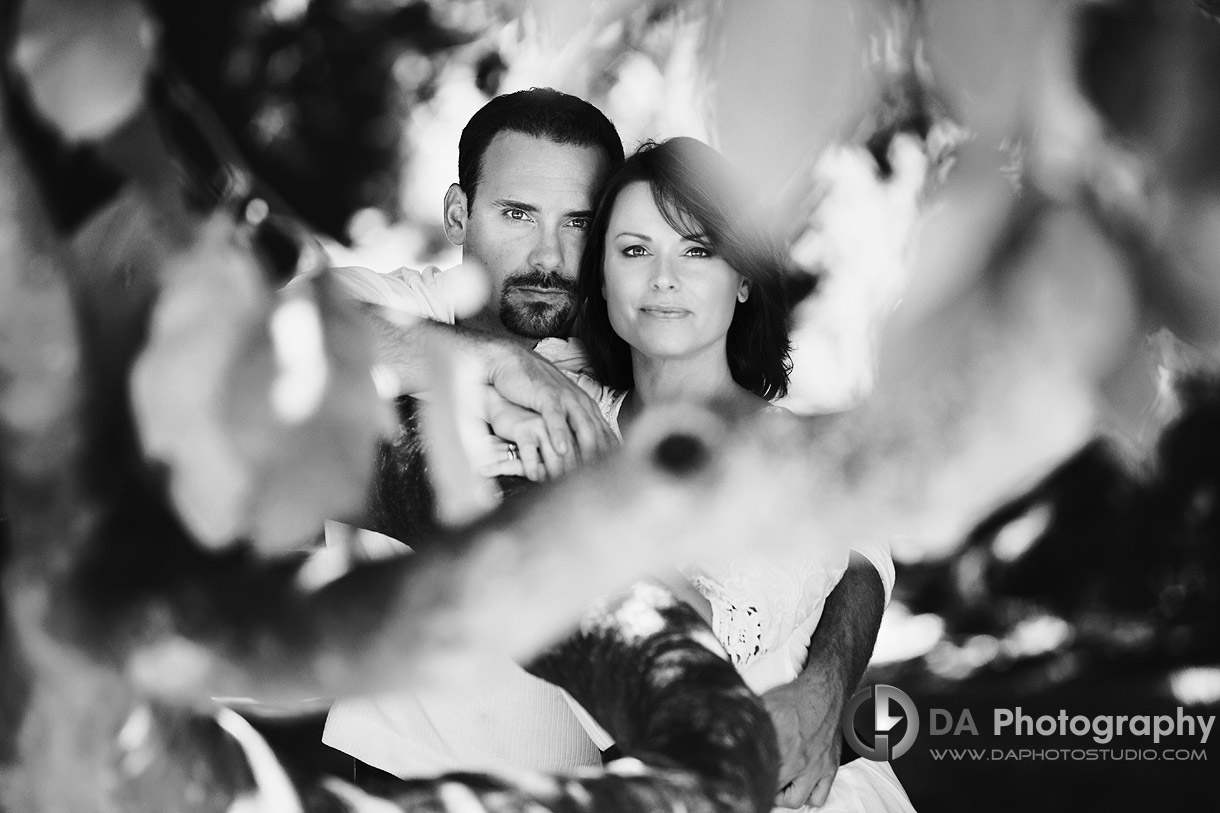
[1,0,1217,810]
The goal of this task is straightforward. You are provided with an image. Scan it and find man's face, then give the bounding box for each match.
[455,131,611,340]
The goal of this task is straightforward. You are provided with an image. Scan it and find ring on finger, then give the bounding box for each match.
[505,442,520,462]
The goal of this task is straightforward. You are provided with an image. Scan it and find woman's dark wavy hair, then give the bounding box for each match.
[576,137,792,400]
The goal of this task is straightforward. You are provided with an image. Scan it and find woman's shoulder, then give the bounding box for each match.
[728,387,793,420]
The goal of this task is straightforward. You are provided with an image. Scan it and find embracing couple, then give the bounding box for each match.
[322,88,913,813]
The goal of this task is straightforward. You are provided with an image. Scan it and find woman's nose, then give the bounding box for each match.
[650,256,679,291]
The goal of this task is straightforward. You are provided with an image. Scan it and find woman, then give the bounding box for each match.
[533,138,915,813]
[570,136,791,433]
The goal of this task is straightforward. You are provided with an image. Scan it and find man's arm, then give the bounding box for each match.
[763,552,886,808]
[363,307,615,477]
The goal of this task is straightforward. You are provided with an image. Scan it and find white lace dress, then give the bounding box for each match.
[535,339,916,813]
[684,551,915,813]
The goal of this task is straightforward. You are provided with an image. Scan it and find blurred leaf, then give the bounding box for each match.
[129,217,263,548]
[130,216,393,554]
[1079,0,1220,192]
[0,146,82,480]
[923,0,1058,141]
[713,0,877,194]
[782,137,933,414]
[223,275,396,550]
[12,0,157,141]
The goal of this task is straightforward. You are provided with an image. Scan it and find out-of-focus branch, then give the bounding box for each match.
[116,405,854,703]
[0,75,139,813]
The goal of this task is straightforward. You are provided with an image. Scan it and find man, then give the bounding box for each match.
[331,88,620,483]
[328,88,894,808]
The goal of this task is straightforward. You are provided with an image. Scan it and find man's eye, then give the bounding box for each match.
[504,209,531,221]
[622,245,648,257]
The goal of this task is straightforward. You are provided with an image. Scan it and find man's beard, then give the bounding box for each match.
[498,270,577,339]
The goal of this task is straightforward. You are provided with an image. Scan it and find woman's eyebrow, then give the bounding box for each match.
[615,231,652,240]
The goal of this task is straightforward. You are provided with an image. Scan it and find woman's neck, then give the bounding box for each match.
[631,353,737,407]
[621,344,751,432]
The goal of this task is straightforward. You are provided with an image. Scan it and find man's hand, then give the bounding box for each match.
[764,662,846,809]
[482,395,566,481]
[360,309,614,473]
[482,340,615,473]
[766,554,885,808]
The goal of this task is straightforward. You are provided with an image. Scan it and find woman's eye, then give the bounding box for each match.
[685,245,713,258]
[622,245,648,257]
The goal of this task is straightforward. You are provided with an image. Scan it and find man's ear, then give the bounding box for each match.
[443,183,468,245]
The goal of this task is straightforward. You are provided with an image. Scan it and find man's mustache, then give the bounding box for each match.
[503,270,576,294]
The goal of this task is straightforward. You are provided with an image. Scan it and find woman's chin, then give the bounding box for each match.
[627,337,704,362]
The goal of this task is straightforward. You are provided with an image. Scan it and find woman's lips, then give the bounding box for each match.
[640,306,691,318]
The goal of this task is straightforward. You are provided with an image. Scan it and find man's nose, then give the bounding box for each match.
[528,225,564,273]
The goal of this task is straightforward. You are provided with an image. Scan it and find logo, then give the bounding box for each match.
[842,684,920,760]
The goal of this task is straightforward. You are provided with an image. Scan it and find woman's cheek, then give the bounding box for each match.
[603,269,633,338]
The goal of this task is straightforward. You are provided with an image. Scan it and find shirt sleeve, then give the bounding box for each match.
[326,264,455,325]
[559,691,615,751]
[848,536,895,607]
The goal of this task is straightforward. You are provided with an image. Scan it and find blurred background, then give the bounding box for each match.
[5,0,1220,809]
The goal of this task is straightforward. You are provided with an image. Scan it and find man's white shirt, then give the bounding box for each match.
[320,264,608,777]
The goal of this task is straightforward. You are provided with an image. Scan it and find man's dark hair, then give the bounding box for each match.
[576,137,793,400]
[457,88,625,203]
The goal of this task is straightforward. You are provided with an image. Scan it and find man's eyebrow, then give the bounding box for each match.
[493,199,539,212]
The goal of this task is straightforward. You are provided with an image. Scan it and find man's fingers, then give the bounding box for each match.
[535,412,570,478]
[569,389,617,460]
[540,432,569,480]
[539,405,577,469]
[764,711,806,788]
[566,405,609,463]
[806,773,836,809]
[590,406,617,454]
[514,440,545,482]
[774,753,804,790]
[486,343,615,464]
[484,342,614,468]
[776,771,820,810]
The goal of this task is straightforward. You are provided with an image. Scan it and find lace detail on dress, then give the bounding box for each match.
[686,549,849,693]
[686,571,767,669]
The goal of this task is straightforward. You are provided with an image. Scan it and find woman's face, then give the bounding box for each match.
[602,182,745,364]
